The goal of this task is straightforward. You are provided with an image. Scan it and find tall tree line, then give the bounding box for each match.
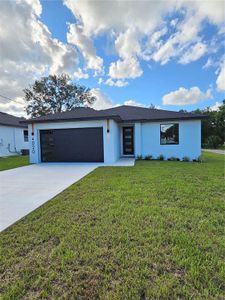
[181,100,225,148]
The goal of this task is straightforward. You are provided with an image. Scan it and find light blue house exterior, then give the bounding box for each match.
[24,106,204,164]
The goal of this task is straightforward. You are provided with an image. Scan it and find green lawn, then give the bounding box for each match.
[0,153,224,299]
[0,155,29,171]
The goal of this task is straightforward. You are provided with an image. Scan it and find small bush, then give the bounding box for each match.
[158,154,164,160]
[183,156,190,162]
[193,155,203,163]
[136,155,143,160]
[169,156,178,161]
[144,155,152,160]
[176,158,180,161]
[204,135,223,149]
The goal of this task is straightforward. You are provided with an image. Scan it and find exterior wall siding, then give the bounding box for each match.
[134,122,142,157]
[0,125,29,157]
[141,120,201,160]
[28,119,201,163]
[28,119,120,164]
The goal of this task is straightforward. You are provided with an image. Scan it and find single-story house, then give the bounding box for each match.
[22,105,207,164]
[0,111,29,157]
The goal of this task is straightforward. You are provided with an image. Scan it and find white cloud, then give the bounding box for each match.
[90,88,113,110]
[67,24,103,73]
[203,58,214,69]
[109,58,143,79]
[101,78,128,87]
[190,0,225,26]
[115,28,141,59]
[1,0,225,117]
[148,27,168,48]
[218,26,225,35]
[63,0,182,80]
[179,42,207,64]
[0,0,78,115]
[63,0,174,36]
[90,89,148,110]
[150,14,204,65]
[170,18,178,27]
[73,68,89,79]
[216,60,225,91]
[163,86,212,105]
[0,97,25,117]
[123,100,146,107]
[210,101,223,111]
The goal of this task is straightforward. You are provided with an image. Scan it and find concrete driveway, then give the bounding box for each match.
[202,149,225,155]
[0,164,98,232]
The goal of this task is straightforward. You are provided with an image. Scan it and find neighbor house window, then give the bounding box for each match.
[160,123,179,145]
[24,130,28,142]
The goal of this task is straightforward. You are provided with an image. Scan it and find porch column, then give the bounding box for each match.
[134,122,142,157]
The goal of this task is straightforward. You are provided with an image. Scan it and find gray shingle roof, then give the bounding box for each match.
[21,105,207,124]
[100,105,207,122]
[0,111,27,128]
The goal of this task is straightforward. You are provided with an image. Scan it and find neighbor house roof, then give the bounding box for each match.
[0,111,27,128]
[21,105,207,124]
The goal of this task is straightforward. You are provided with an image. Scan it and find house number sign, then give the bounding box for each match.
[32,138,35,154]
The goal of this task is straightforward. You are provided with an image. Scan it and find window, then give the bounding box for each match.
[24,130,28,142]
[160,123,179,145]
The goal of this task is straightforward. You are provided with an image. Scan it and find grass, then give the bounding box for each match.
[0,152,224,299]
[0,155,29,171]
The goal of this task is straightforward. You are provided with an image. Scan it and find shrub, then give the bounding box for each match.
[144,155,152,160]
[193,155,203,163]
[158,154,164,160]
[136,155,143,160]
[205,135,223,149]
[169,156,178,161]
[183,156,190,162]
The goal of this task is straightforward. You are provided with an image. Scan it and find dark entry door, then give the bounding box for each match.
[40,128,104,162]
[123,126,134,155]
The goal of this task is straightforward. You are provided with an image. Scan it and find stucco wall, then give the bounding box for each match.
[141,120,201,160]
[134,123,142,156]
[28,119,120,164]
[0,125,29,157]
[28,119,201,163]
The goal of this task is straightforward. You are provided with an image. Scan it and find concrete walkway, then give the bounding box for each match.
[0,158,135,232]
[202,149,225,155]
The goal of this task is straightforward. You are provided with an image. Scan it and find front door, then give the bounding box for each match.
[123,126,134,155]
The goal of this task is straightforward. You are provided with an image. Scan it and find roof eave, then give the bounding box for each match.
[0,122,27,128]
[20,115,122,124]
[120,115,208,123]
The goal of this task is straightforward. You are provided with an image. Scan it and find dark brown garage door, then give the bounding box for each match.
[40,128,104,162]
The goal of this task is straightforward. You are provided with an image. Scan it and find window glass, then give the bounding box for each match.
[160,124,179,145]
[24,130,28,142]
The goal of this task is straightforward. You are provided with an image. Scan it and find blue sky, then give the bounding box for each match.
[0,0,224,115]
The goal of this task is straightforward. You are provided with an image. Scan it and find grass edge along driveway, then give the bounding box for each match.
[0,152,224,299]
[0,155,29,171]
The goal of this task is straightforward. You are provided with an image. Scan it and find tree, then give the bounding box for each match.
[24,74,96,117]
[192,99,225,148]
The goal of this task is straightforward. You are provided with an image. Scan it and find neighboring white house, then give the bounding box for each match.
[0,111,29,157]
[22,105,207,164]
